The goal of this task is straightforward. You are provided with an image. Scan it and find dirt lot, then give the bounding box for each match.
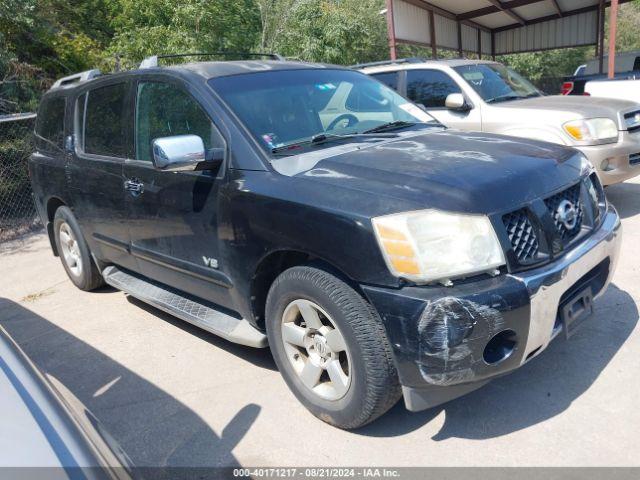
[1,178,640,468]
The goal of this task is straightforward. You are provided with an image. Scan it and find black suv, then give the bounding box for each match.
[30,57,621,429]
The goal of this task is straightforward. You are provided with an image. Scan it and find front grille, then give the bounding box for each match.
[630,152,640,165]
[502,209,539,263]
[624,110,640,132]
[544,183,583,243]
[500,175,604,273]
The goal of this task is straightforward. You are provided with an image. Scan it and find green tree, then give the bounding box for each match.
[273,0,387,65]
[256,0,299,51]
[108,0,261,67]
[608,0,640,52]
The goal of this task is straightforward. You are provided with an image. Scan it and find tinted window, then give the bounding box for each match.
[36,97,65,151]
[84,83,130,157]
[454,64,540,104]
[371,72,399,91]
[633,57,640,71]
[135,82,222,161]
[406,70,461,108]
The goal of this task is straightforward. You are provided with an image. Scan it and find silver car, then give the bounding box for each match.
[0,323,132,477]
[360,59,640,186]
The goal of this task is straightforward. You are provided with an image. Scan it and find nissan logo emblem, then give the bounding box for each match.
[556,199,578,230]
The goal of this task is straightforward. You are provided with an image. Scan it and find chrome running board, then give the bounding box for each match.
[102,266,267,348]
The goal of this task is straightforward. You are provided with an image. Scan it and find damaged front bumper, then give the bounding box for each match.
[362,205,622,412]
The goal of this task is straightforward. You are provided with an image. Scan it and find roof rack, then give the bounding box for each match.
[139,52,285,69]
[351,57,429,69]
[50,69,102,90]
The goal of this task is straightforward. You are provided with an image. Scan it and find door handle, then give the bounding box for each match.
[124,179,144,196]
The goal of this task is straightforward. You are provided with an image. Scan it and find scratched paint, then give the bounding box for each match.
[417,296,505,386]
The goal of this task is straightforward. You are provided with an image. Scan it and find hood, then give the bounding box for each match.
[493,95,639,129]
[273,129,584,215]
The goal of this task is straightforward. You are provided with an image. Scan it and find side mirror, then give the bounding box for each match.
[152,135,206,172]
[445,93,471,112]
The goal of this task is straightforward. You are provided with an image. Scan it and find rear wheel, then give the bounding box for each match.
[266,266,401,429]
[53,206,104,291]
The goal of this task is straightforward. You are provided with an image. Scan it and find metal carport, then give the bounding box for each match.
[385,0,630,76]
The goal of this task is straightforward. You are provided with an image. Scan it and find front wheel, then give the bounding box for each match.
[266,266,401,429]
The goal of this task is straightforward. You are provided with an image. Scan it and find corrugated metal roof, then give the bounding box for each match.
[389,0,632,56]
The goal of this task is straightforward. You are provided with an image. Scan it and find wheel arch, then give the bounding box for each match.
[249,249,364,329]
[45,196,67,256]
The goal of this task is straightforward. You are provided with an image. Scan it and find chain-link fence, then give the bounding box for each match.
[0,113,41,242]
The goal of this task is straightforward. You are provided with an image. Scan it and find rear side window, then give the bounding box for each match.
[371,72,399,91]
[406,69,461,108]
[135,82,223,161]
[84,83,131,158]
[35,97,66,152]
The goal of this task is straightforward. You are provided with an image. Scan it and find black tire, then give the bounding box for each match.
[53,206,104,291]
[266,265,401,429]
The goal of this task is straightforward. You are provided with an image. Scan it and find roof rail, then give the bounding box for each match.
[351,57,428,69]
[50,69,102,90]
[139,52,285,69]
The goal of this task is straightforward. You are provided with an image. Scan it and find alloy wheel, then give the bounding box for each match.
[280,299,352,401]
[59,222,83,277]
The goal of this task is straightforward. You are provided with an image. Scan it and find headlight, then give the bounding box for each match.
[372,209,505,284]
[563,118,618,144]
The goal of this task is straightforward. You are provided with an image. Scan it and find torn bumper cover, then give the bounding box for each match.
[362,206,622,412]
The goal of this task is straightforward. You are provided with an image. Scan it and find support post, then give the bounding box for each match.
[385,0,397,60]
[457,21,463,57]
[598,0,605,73]
[429,9,437,59]
[608,0,619,78]
[477,29,482,60]
[491,31,496,60]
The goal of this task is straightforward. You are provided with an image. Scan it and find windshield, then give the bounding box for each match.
[208,69,436,155]
[453,64,542,104]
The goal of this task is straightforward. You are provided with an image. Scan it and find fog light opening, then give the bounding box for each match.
[483,330,517,365]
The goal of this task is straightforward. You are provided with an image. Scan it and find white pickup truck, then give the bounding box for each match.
[564,50,640,103]
[586,77,640,103]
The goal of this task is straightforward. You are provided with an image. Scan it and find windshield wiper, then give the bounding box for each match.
[487,92,541,104]
[362,120,416,134]
[486,94,523,104]
[271,132,397,155]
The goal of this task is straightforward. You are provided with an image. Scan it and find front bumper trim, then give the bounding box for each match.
[516,205,621,362]
[378,206,621,412]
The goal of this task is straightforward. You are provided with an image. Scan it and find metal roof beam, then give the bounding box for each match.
[549,0,563,17]
[486,0,526,25]
[457,0,545,21]
[493,0,635,33]
[400,0,492,33]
